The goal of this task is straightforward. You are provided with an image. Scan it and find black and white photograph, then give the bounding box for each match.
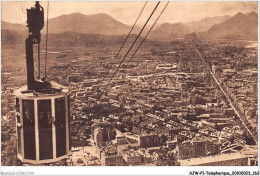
[1,0,259,174]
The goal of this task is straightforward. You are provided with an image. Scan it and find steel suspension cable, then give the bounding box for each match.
[96,1,148,91]
[99,1,161,98]
[44,1,49,79]
[112,2,170,84]
[70,13,79,49]
[106,2,170,95]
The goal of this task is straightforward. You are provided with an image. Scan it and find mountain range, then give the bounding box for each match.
[204,11,258,40]
[150,15,232,40]
[1,11,258,43]
[151,12,257,40]
[42,13,140,35]
[150,23,191,40]
[184,15,231,32]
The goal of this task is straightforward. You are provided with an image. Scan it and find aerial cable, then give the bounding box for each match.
[37,43,41,79]
[110,1,170,89]
[99,1,161,98]
[44,1,49,79]
[70,12,79,49]
[96,1,148,91]
[20,2,26,16]
[106,2,170,95]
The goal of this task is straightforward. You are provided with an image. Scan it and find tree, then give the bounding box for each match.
[156,150,179,166]
[77,158,83,164]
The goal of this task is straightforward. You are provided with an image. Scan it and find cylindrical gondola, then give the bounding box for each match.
[15,82,71,164]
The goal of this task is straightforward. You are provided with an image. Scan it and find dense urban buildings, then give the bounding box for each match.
[1,36,258,166]
[1,1,258,167]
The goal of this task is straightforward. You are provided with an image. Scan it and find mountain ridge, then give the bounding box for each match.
[1,11,258,41]
[204,11,258,40]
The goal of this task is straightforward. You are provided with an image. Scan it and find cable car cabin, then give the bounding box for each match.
[14,81,71,164]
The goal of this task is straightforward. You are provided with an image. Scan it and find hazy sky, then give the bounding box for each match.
[1,1,258,26]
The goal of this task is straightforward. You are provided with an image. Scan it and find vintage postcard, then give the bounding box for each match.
[1,0,258,175]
